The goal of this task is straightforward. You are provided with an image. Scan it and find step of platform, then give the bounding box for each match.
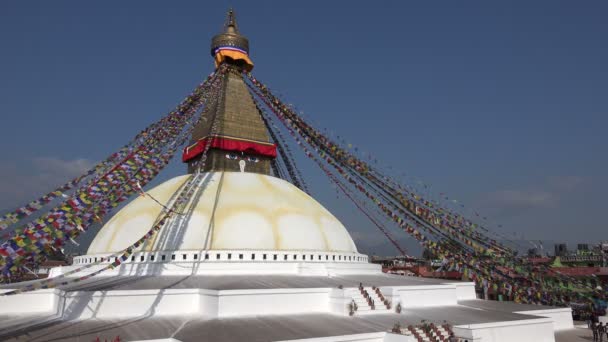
[364,286,391,310]
[356,308,392,315]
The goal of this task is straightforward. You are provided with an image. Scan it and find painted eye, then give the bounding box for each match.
[225,153,238,160]
[247,156,260,163]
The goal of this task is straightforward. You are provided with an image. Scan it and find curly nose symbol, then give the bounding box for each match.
[239,159,246,173]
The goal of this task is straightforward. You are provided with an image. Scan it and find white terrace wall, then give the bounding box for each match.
[217,288,331,317]
[453,318,555,342]
[51,258,380,278]
[444,282,477,300]
[58,287,334,319]
[62,289,205,319]
[381,285,458,308]
[276,332,414,342]
[0,288,63,315]
[513,307,573,331]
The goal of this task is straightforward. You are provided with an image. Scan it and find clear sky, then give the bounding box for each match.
[0,1,606,256]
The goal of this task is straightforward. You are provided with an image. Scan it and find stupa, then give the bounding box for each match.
[0,10,575,342]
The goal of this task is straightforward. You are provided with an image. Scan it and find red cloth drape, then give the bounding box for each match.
[182,136,277,162]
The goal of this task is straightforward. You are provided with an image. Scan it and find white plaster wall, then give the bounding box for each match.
[445,282,477,300]
[383,333,416,342]
[326,262,381,275]
[379,287,401,310]
[0,288,63,315]
[514,308,574,331]
[454,318,555,342]
[329,288,351,316]
[132,339,183,342]
[297,263,328,276]
[62,289,203,319]
[198,290,219,317]
[1,287,334,320]
[74,250,369,266]
[49,260,382,277]
[397,285,458,307]
[276,332,413,342]
[217,288,331,317]
[0,289,66,339]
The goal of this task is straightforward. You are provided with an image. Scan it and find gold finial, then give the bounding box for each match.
[225,8,238,33]
[210,8,253,71]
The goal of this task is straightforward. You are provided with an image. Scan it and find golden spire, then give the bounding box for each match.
[184,9,270,174]
[224,8,238,34]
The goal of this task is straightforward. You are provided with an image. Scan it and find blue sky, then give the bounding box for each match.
[1,1,606,256]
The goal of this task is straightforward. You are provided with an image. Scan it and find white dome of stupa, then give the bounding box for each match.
[87,172,358,254]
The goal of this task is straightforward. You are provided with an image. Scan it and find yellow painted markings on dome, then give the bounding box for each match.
[314,214,331,252]
[148,175,213,250]
[139,175,192,251]
[275,214,327,250]
[213,210,275,250]
[102,202,161,253]
[92,175,189,253]
[88,173,358,254]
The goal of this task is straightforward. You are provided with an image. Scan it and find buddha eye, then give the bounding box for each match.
[225,153,238,160]
[247,156,260,163]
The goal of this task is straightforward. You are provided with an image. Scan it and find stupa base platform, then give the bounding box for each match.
[0,311,571,342]
[0,271,574,342]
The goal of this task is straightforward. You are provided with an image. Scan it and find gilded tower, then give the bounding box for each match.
[183,9,276,174]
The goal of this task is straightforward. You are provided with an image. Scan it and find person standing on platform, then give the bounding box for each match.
[592,322,599,342]
[599,322,605,342]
